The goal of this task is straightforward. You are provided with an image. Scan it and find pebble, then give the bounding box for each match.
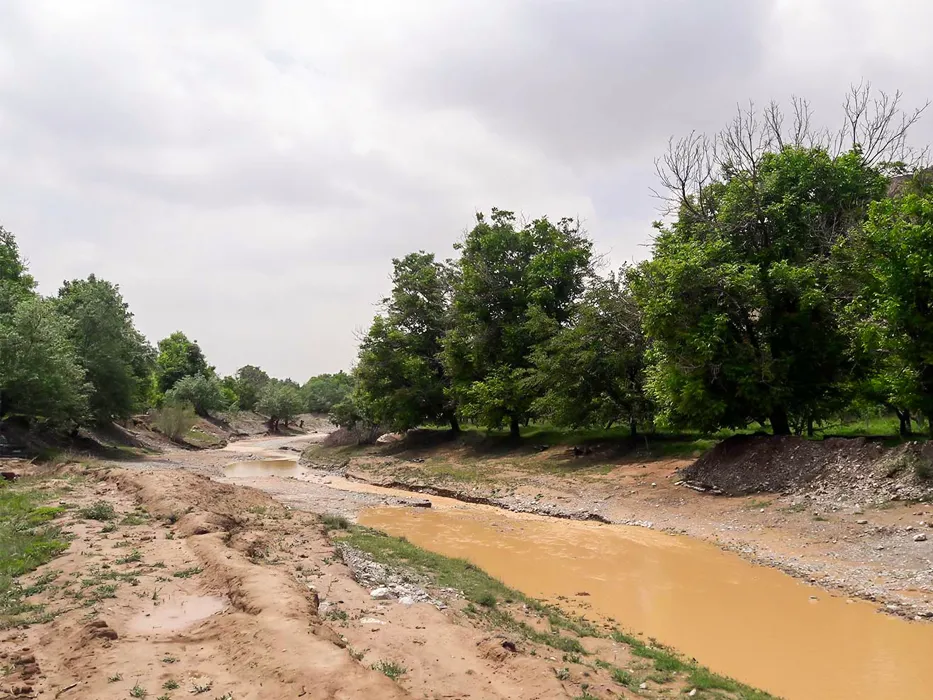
[856,519,868,525]
[914,534,928,542]
[370,587,393,600]
[639,682,648,689]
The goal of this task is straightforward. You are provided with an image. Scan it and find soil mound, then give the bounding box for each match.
[681,435,933,502]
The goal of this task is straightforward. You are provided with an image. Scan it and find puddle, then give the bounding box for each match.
[128,595,227,635]
[359,505,933,700]
[224,459,305,478]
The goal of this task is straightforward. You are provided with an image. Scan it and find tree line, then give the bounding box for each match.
[0,238,352,436]
[343,85,933,439]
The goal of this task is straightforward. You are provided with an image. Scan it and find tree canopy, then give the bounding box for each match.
[155,332,212,394]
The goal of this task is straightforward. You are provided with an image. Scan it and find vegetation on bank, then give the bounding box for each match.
[334,524,774,699]
[332,85,933,444]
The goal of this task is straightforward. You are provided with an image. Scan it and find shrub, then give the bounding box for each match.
[152,403,197,442]
[165,374,223,417]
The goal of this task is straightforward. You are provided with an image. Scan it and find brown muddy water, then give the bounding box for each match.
[127,594,227,636]
[224,459,307,478]
[359,504,933,700]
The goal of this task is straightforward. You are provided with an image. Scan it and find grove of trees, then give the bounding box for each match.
[346,85,933,439]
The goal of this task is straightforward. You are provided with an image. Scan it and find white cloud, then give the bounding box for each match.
[1,0,931,379]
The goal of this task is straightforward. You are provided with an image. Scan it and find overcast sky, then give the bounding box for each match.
[2,1,932,381]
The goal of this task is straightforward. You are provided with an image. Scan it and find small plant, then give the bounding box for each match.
[321,514,350,531]
[162,655,178,664]
[475,591,497,608]
[165,531,175,540]
[348,646,366,661]
[190,680,213,694]
[611,667,636,689]
[101,522,118,533]
[371,660,406,681]
[107,673,122,683]
[162,679,179,690]
[81,501,116,521]
[116,550,143,564]
[562,653,581,664]
[326,608,349,622]
[554,667,570,681]
[157,696,171,700]
[130,684,148,698]
[173,567,203,579]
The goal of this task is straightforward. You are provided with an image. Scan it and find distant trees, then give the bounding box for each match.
[232,365,270,411]
[302,371,353,414]
[257,381,304,432]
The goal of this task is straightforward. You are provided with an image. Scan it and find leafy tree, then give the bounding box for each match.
[155,332,211,394]
[257,381,304,432]
[444,209,592,437]
[0,296,88,424]
[842,185,933,436]
[355,252,458,432]
[56,275,154,422]
[0,225,36,316]
[165,374,223,417]
[303,371,354,414]
[233,365,270,411]
[532,270,651,436]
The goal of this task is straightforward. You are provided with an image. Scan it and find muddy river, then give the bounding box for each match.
[223,442,933,700]
[358,505,933,700]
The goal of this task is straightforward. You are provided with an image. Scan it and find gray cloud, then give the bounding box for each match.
[1,0,931,379]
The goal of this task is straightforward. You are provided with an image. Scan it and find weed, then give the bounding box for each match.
[101,522,118,533]
[562,653,581,664]
[116,550,143,564]
[173,567,203,579]
[165,532,175,540]
[611,667,637,689]
[121,513,147,526]
[321,514,351,531]
[162,679,179,690]
[130,684,148,698]
[157,696,170,700]
[326,608,348,622]
[162,655,178,664]
[371,660,406,681]
[108,673,122,683]
[554,667,570,681]
[80,501,116,521]
[191,681,213,694]
[348,646,366,661]
[476,591,497,608]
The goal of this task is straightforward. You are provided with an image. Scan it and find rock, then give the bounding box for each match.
[688,690,698,697]
[359,617,385,625]
[914,533,928,542]
[639,682,648,689]
[856,519,868,525]
[370,587,393,600]
[376,432,403,445]
[398,596,416,606]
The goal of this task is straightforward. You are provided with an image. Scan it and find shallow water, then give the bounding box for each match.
[359,505,933,700]
[127,594,227,635]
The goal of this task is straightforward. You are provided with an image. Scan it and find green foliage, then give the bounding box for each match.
[355,252,458,432]
[637,147,887,434]
[0,296,89,424]
[154,332,211,394]
[56,275,154,422]
[532,269,652,435]
[0,225,36,316]
[444,209,593,436]
[80,501,116,521]
[257,380,304,431]
[152,402,198,442]
[843,186,933,436]
[302,371,353,414]
[233,364,269,411]
[165,374,223,417]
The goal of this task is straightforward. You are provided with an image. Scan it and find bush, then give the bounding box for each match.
[165,374,223,417]
[152,403,197,442]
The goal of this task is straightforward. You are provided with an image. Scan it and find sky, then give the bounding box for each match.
[2,0,933,381]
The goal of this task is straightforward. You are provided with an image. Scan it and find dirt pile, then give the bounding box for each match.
[681,435,933,503]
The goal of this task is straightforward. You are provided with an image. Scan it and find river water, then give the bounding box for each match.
[223,442,933,700]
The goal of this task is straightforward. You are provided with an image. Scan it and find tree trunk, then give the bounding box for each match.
[446,412,460,433]
[770,407,791,436]
[629,417,638,439]
[806,417,814,438]
[509,415,520,439]
[0,390,7,419]
[899,409,912,437]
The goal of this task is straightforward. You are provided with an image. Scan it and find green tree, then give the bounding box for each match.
[0,225,36,316]
[0,296,88,424]
[155,332,211,394]
[257,381,304,432]
[233,365,270,411]
[56,275,154,422]
[444,209,593,437]
[843,185,933,436]
[355,252,458,432]
[302,371,353,413]
[532,270,651,436]
[165,374,223,417]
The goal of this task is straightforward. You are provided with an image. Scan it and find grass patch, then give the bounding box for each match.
[372,660,406,681]
[321,514,351,531]
[79,500,116,521]
[0,481,70,628]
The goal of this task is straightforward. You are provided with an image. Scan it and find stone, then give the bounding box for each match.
[370,587,393,600]
[688,690,698,697]
[914,533,928,542]
[639,682,648,690]
[856,519,868,525]
[398,596,416,606]
[359,617,385,625]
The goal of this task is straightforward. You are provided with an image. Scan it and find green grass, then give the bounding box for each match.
[371,660,406,681]
[0,481,70,628]
[79,500,116,521]
[173,566,202,579]
[321,514,351,531]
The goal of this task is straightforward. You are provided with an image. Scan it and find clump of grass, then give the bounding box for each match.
[80,500,116,521]
[116,550,143,564]
[610,666,637,689]
[554,667,570,681]
[107,673,122,683]
[372,660,406,681]
[321,514,351,531]
[161,655,178,664]
[129,683,148,698]
[190,680,213,694]
[173,567,202,579]
[476,591,497,608]
[162,679,179,690]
